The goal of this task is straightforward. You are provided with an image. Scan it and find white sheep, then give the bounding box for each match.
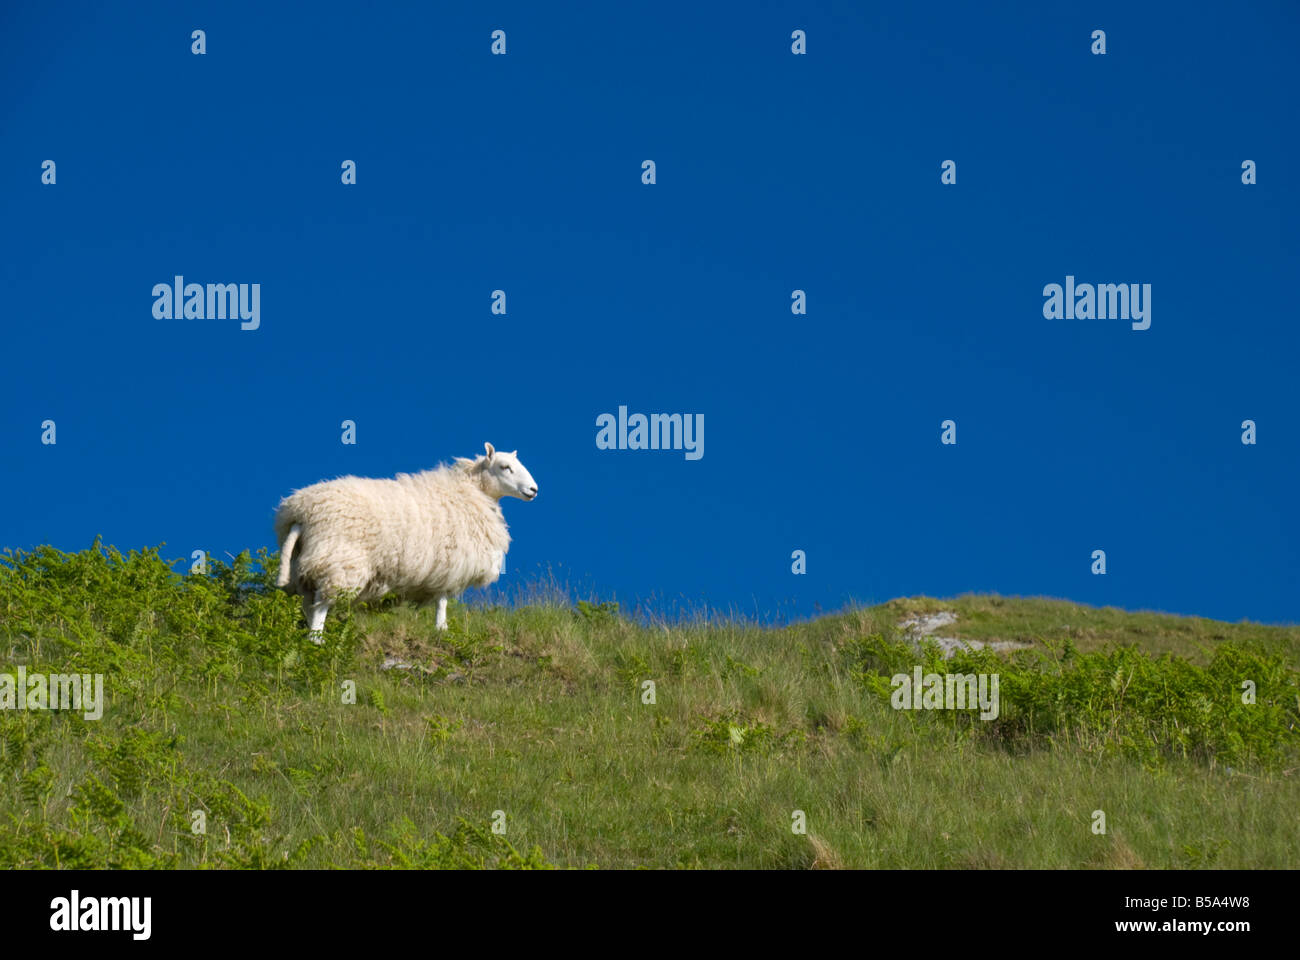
[273,442,538,641]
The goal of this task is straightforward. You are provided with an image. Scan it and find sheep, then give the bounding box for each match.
[273,442,538,641]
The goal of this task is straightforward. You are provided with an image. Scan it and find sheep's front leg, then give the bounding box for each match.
[435,595,448,631]
[305,591,332,644]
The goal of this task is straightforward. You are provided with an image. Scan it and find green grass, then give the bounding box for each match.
[1,542,1297,869]
[885,594,1300,663]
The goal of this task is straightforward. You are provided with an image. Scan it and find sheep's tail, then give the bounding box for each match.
[276,523,301,589]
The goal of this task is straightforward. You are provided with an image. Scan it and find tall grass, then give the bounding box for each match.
[0,542,1296,868]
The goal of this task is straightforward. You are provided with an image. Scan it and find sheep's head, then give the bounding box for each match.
[479,442,539,502]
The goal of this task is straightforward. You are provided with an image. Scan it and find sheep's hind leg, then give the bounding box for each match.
[305,591,333,644]
[435,595,448,631]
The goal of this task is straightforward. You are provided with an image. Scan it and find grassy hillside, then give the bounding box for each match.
[1,542,1297,869]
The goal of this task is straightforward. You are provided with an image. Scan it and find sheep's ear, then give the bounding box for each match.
[483,442,495,461]
[509,450,517,457]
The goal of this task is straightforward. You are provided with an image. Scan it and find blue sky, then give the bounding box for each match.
[2,1,1296,624]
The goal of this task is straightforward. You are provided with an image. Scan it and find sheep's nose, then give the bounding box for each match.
[528,485,538,497]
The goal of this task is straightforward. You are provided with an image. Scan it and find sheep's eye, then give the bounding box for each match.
[500,464,512,472]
